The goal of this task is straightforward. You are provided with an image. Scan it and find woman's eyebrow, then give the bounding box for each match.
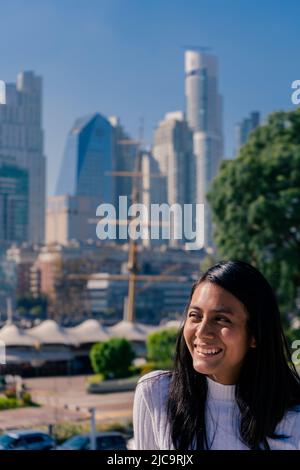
[188,305,235,315]
[213,306,235,315]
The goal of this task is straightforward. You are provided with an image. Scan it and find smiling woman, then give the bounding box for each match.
[133,260,300,450]
[184,282,257,385]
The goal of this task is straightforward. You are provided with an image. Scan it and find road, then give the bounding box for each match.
[0,375,135,431]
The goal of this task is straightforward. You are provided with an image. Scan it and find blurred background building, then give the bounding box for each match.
[0,157,28,243]
[56,113,115,203]
[0,71,46,244]
[185,50,223,248]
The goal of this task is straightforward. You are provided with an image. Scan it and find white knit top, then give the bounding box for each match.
[133,370,300,450]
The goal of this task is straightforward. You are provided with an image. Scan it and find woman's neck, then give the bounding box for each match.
[206,375,236,401]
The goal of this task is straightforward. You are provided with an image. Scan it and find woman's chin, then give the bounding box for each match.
[193,361,214,375]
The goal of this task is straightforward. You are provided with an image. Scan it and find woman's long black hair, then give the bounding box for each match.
[167,260,300,450]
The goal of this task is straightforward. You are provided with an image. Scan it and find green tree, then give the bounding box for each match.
[146,328,178,367]
[89,337,135,379]
[207,109,300,318]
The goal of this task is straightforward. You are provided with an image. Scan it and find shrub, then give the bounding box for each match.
[89,337,135,379]
[146,328,178,366]
[0,397,19,410]
[21,391,32,405]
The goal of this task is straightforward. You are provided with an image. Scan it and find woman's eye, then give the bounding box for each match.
[188,311,199,319]
[216,316,231,323]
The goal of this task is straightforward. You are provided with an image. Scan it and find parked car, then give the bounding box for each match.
[0,430,56,450]
[56,432,127,450]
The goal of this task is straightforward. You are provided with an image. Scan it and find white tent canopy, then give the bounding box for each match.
[108,320,148,342]
[28,320,77,345]
[0,324,38,347]
[67,319,109,344]
[0,319,182,350]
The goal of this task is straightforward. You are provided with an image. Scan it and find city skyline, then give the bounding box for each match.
[0,0,299,197]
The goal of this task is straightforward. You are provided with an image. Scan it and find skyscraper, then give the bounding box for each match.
[0,72,46,243]
[109,116,137,208]
[52,113,116,244]
[153,112,195,206]
[152,111,196,247]
[56,113,115,203]
[235,111,260,154]
[140,150,167,248]
[185,50,223,248]
[0,156,28,243]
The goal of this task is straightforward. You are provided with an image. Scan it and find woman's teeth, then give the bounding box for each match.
[195,348,222,357]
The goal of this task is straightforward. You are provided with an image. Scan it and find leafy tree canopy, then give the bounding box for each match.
[208,109,300,317]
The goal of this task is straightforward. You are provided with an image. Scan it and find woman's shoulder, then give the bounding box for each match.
[278,404,300,448]
[137,370,172,388]
[136,370,172,400]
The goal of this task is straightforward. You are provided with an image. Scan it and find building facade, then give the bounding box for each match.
[109,116,137,208]
[185,51,223,248]
[46,195,99,245]
[54,113,118,244]
[56,113,115,203]
[6,244,40,301]
[152,112,195,247]
[54,112,141,245]
[140,151,167,248]
[0,72,46,243]
[0,158,29,243]
[86,274,193,324]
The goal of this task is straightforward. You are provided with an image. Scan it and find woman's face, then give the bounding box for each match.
[183,281,256,385]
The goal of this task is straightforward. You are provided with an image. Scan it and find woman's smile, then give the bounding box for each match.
[194,347,223,358]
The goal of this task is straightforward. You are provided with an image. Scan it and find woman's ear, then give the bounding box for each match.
[250,336,257,348]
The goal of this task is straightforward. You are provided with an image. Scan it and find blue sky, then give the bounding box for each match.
[1,0,300,195]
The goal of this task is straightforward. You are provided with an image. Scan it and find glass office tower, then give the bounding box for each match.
[56,113,115,203]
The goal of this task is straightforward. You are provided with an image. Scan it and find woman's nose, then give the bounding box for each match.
[195,319,215,339]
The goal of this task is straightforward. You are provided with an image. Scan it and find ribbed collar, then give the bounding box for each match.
[206,376,236,401]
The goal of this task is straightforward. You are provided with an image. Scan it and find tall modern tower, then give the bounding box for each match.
[185,50,223,248]
[0,72,46,243]
[152,111,196,247]
[56,113,115,202]
[48,113,116,245]
[109,116,137,208]
[153,111,195,207]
